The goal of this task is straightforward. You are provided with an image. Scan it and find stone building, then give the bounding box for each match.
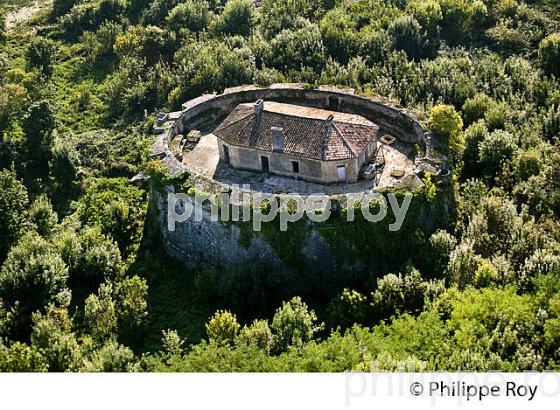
[213,100,380,183]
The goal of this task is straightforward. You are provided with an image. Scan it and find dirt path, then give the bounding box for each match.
[5,1,51,31]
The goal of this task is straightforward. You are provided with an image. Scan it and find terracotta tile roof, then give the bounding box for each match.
[214,102,379,161]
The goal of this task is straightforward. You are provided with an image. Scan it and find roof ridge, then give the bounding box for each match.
[264,108,334,125]
[332,122,357,158]
[214,109,253,133]
[240,115,255,147]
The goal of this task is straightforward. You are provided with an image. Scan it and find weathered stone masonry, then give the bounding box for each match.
[150,84,445,272]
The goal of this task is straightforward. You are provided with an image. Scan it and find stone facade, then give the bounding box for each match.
[216,140,371,184]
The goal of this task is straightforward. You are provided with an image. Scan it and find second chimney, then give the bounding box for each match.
[250,99,264,144]
[272,127,285,151]
[254,99,264,116]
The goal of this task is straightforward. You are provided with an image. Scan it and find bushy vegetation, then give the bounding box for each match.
[1,0,560,372]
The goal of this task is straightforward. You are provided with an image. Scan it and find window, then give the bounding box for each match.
[291,161,300,173]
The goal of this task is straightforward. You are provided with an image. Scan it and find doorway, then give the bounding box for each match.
[261,156,270,172]
[223,145,230,164]
[337,165,346,182]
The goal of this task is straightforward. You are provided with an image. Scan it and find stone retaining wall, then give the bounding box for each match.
[150,84,444,275]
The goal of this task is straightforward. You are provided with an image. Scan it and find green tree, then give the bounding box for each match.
[23,100,56,176]
[473,262,499,288]
[462,121,489,178]
[389,16,428,61]
[167,0,211,33]
[205,310,240,346]
[215,0,254,37]
[0,233,70,339]
[0,342,47,372]
[236,319,273,353]
[544,294,560,360]
[478,129,517,177]
[29,195,58,238]
[319,8,355,65]
[539,33,560,77]
[444,287,541,370]
[0,84,30,135]
[462,93,495,126]
[31,306,82,371]
[173,40,255,102]
[428,104,464,156]
[406,0,442,36]
[115,276,148,328]
[25,38,57,77]
[513,148,544,181]
[424,230,457,279]
[542,104,560,142]
[50,138,81,186]
[161,329,185,357]
[84,283,117,341]
[326,288,368,331]
[52,0,79,18]
[0,169,28,259]
[81,340,136,371]
[76,178,146,255]
[484,102,512,131]
[464,196,520,258]
[270,24,326,73]
[438,0,487,43]
[371,268,444,319]
[447,242,483,289]
[0,12,6,44]
[57,227,123,284]
[271,296,322,353]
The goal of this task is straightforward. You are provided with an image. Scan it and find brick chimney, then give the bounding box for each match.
[325,114,334,130]
[250,99,264,146]
[272,126,285,151]
[321,115,334,156]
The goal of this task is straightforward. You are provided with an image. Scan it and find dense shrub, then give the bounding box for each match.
[57,227,123,284]
[25,38,56,77]
[166,0,211,33]
[371,269,444,319]
[0,233,70,339]
[271,297,322,353]
[51,0,79,18]
[389,16,429,61]
[205,310,240,346]
[478,129,518,177]
[428,104,464,156]
[539,33,560,77]
[214,0,254,37]
[326,288,368,331]
[76,178,145,255]
[84,283,117,341]
[28,195,58,238]
[424,230,458,280]
[0,169,28,260]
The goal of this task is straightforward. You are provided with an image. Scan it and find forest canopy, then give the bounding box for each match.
[1,0,560,371]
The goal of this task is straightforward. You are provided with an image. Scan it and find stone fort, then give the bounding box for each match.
[148,84,449,276]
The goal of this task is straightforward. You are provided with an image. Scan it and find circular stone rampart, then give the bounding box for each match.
[152,84,433,181]
[148,84,448,282]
